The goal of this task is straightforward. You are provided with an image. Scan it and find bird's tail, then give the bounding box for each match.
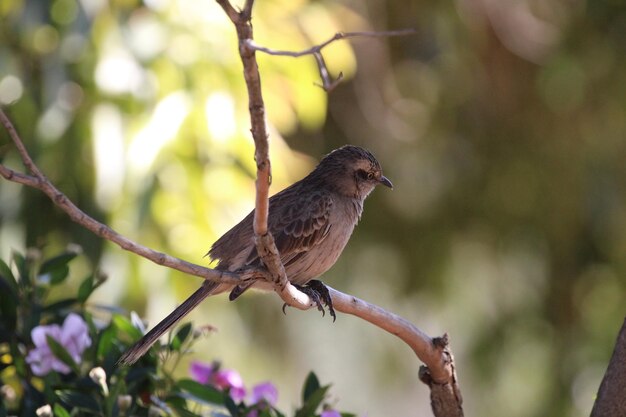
[117,281,218,366]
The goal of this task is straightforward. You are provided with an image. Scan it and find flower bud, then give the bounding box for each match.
[89,367,109,396]
[35,404,52,417]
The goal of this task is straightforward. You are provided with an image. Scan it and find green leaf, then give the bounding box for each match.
[177,379,225,405]
[77,274,94,303]
[0,278,17,333]
[55,390,101,413]
[97,326,117,359]
[39,252,77,286]
[295,385,330,417]
[165,396,198,417]
[170,322,192,351]
[302,372,321,402]
[43,264,70,286]
[45,335,80,375]
[0,258,18,293]
[224,394,239,417]
[12,251,28,283]
[42,298,79,313]
[53,403,71,417]
[169,404,198,417]
[112,315,144,341]
[40,252,78,276]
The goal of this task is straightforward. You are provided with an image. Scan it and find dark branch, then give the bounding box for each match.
[246,29,417,58]
[244,29,416,92]
[591,317,626,416]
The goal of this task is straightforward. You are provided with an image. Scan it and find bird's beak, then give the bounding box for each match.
[379,175,393,189]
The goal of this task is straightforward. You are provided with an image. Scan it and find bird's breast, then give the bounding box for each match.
[284,196,361,285]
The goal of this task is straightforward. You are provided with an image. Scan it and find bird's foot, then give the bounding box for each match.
[282,280,336,322]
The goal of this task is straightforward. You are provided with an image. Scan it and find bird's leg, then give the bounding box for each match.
[281,280,336,321]
[282,283,324,316]
[305,280,336,322]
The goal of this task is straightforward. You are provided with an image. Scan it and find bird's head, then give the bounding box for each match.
[316,145,393,199]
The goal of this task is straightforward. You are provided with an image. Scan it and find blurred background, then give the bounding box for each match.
[1,0,626,415]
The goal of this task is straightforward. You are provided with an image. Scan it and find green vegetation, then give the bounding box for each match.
[1,1,626,416]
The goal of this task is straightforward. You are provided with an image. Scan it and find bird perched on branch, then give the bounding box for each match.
[118,145,392,365]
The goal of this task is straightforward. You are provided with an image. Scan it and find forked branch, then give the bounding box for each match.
[245,29,416,92]
[215,1,462,416]
[0,1,463,415]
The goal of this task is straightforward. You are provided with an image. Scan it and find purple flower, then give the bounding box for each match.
[321,410,342,417]
[214,368,246,401]
[189,361,246,402]
[26,313,92,376]
[250,382,278,406]
[190,361,214,385]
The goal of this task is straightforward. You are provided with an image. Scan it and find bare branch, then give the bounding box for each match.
[0,104,462,416]
[1,4,462,414]
[215,0,239,23]
[591,316,626,416]
[330,288,463,415]
[214,4,462,414]
[242,0,254,20]
[216,0,315,311]
[313,52,344,92]
[245,29,417,58]
[244,28,415,92]
[0,109,242,287]
[0,108,45,178]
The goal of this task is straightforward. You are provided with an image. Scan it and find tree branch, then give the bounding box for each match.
[0,4,463,415]
[216,0,317,312]
[591,316,626,416]
[0,109,242,287]
[244,29,416,92]
[215,2,462,416]
[331,288,463,415]
[246,29,417,58]
[0,103,463,415]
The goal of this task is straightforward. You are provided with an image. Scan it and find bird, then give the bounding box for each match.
[117,145,392,365]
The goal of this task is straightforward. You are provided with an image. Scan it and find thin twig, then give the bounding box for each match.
[244,29,415,92]
[0,109,45,178]
[313,52,343,92]
[246,29,417,58]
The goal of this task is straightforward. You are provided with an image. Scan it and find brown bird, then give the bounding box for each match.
[118,145,392,365]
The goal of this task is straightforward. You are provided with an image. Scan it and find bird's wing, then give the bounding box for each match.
[208,187,333,270]
[207,209,256,271]
[268,189,333,266]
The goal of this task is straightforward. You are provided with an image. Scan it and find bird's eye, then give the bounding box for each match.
[356,169,375,181]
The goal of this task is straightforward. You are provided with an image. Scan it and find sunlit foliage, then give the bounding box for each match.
[2,0,626,416]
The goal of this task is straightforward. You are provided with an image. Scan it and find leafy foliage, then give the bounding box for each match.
[0,249,349,417]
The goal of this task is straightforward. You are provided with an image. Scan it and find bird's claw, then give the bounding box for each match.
[307,280,336,322]
[283,280,335,322]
